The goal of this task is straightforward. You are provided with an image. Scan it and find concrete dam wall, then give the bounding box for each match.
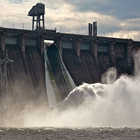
[62,49,100,85]
[60,42,133,85]
[7,45,46,96]
[0,27,140,107]
[0,44,48,115]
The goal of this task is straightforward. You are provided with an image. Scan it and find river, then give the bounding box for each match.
[1,127,140,140]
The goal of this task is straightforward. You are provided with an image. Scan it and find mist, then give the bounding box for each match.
[20,75,140,128]
[1,50,140,128]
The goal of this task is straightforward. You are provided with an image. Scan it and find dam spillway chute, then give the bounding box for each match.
[44,48,58,108]
[44,44,76,107]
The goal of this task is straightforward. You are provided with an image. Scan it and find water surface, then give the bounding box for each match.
[0,127,140,140]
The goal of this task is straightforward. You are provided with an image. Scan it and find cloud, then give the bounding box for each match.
[0,0,140,40]
[65,0,140,20]
[9,0,24,4]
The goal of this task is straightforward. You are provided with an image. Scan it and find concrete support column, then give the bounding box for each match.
[55,37,63,54]
[109,41,116,65]
[22,35,26,52]
[41,36,44,54]
[127,39,133,66]
[37,35,44,54]
[32,16,34,30]
[18,33,26,53]
[0,32,6,53]
[73,38,81,56]
[90,40,98,61]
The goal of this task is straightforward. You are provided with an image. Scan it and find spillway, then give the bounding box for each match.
[62,49,100,86]
[45,44,76,105]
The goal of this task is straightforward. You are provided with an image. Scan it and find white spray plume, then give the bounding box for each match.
[101,67,117,84]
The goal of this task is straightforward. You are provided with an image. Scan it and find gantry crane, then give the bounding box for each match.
[28,3,45,30]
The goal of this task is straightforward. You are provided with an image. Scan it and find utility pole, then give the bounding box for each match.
[0,58,14,95]
[0,51,14,123]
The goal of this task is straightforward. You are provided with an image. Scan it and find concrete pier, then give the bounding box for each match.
[55,36,63,54]
[73,38,81,56]
[0,32,6,54]
[90,40,98,61]
[18,33,26,52]
[127,39,133,66]
[109,41,116,66]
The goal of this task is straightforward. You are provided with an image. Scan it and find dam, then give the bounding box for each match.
[0,3,140,108]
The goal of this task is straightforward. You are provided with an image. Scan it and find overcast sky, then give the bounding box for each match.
[0,0,140,40]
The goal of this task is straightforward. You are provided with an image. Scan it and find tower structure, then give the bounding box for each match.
[88,23,92,36]
[28,3,45,30]
[0,59,8,96]
[0,51,14,97]
[88,21,97,36]
[93,21,97,36]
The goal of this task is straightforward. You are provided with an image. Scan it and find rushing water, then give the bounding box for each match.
[45,44,76,106]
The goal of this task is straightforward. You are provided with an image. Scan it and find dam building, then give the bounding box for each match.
[0,3,140,104]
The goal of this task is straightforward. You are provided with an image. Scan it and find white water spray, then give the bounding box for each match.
[18,49,140,128]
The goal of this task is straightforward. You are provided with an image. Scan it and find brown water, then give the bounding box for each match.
[0,127,140,140]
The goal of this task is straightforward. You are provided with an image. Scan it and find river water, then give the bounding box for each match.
[1,127,140,140]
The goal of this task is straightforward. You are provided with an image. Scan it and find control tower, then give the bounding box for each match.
[28,3,45,30]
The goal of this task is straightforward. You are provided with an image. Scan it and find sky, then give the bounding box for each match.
[0,0,140,41]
